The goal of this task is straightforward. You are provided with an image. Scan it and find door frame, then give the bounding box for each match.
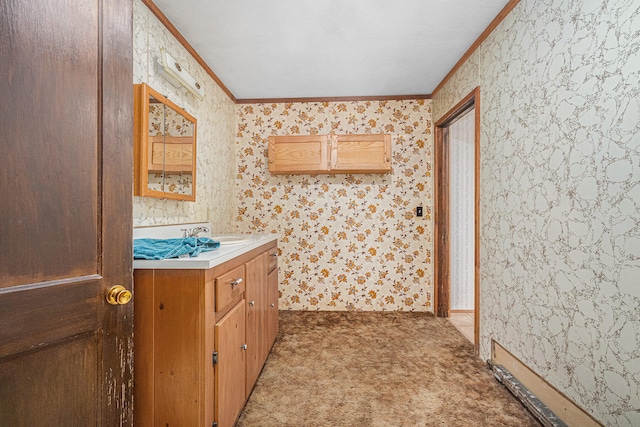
[434,87,481,354]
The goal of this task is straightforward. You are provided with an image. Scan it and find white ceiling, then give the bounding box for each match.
[151,0,510,100]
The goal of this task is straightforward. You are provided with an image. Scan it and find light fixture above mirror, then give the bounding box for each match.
[156,48,204,100]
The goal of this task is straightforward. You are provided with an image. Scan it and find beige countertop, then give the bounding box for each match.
[133,223,278,270]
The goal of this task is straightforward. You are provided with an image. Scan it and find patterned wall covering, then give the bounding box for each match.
[133,0,236,231]
[235,101,433,311]
[433,1,640,425]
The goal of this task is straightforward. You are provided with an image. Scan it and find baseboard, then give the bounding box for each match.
[491,340,603,427]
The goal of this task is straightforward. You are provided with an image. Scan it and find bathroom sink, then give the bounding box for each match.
[211,235,252,245]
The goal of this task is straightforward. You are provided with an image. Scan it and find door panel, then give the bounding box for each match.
[0,0,133,424]
[0,279,99,357]
[0,333,98,425]
[0,0,99,287]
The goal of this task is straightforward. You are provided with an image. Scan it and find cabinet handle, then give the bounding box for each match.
[241,344,247,351]
[270,253,277,257]
[249,300,255,306]
[230,278,243,287]
[270,303,275,308]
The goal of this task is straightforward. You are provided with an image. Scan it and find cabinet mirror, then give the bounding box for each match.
[134,83,197,201]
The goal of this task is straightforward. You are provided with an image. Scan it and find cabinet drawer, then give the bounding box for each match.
[267,248,278,273]
[215,265,245,312]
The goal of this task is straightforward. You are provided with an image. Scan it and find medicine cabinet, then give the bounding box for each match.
[134,83,197,201]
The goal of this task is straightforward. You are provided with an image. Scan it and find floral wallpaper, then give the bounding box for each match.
[148,104,194,138]
[433,0,640,425]
[235,100,433,311]
[133,0,236,231]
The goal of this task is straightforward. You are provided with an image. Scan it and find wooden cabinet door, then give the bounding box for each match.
[331,134,392,173]
[215,301,246,427]
[245,252,268,394]
[267,266,279,349]
[0,0,133,425]
[268,135,329,174]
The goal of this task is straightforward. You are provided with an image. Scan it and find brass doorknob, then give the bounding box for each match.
[106,285,132,305]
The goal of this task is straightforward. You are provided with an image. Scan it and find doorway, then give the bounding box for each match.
[434,87,480,354]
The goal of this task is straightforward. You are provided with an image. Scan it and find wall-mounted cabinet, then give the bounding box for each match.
[134,83,197,201]
[268,134,391,174]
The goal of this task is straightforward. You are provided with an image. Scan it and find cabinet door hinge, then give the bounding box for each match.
[212,351,218,366]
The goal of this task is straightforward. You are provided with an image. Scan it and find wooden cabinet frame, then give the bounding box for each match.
[268,133,391,174]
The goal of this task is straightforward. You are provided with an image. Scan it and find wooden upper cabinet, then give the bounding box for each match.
[268,134,329,174]
[268,134,391,174]
[331,134,391,173]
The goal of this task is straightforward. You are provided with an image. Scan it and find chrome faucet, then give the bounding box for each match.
[188,226,210,238]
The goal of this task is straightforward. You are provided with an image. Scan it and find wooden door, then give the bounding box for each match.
[0,0,133,425]
[245,252,267,394]
[215,302,246,427]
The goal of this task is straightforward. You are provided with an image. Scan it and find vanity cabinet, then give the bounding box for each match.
[268,133,391,174]
[133,240,278,427]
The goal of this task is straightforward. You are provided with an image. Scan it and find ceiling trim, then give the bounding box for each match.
[142,0,238,103]
[236,94,432,105]
[430,0,520,98]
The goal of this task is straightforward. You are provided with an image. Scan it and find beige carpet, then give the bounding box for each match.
[237,311,540,427]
